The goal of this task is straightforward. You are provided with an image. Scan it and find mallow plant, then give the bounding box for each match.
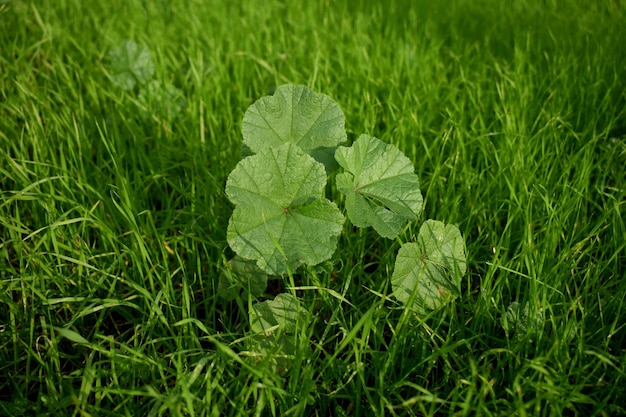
[106,40,186,122]
[219,85,467,365]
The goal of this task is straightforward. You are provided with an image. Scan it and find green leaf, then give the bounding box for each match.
[107,40,155,90]
[335,134,423,239]
[391,220,466,314]
[250,293,307,335]
[226,142,344,275]
[248,293,309,373]
[501,302,545,341]
[137,80,186,120]
[241,85,347,169]
[217,256,269,301]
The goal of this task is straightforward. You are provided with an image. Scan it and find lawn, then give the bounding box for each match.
[1,0,625,416]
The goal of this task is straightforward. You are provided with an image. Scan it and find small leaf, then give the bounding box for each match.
[107,40,155,90]
[137,80,186,120]
[391,220,466,314]
[217,256,269,301]
[335,134,423,239]
[250,293,307,335]
[226,142,344,275]
[501,302,545,341]
[241,85,347,169]
[248,293,309,373]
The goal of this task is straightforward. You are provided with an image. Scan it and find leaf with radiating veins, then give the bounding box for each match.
[391,220,466,314]
[226,142,344,275]
[242,85,347,171]
[335,134,423,239]
[107,40,154,90]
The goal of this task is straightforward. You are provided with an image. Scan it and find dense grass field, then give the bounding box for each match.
[1,0,625,415]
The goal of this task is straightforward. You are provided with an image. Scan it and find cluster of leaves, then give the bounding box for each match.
[220,85,467,365]
[106,40,185,121]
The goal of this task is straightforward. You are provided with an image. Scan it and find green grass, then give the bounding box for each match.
[1,0,625,415]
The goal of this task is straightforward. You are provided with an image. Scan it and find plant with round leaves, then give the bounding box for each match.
[223,84,470,374]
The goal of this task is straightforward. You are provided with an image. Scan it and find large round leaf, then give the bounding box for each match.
[226,143,344,275]
[391,220,466,314]
[241,85,347,168]
[335,134,423,239]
